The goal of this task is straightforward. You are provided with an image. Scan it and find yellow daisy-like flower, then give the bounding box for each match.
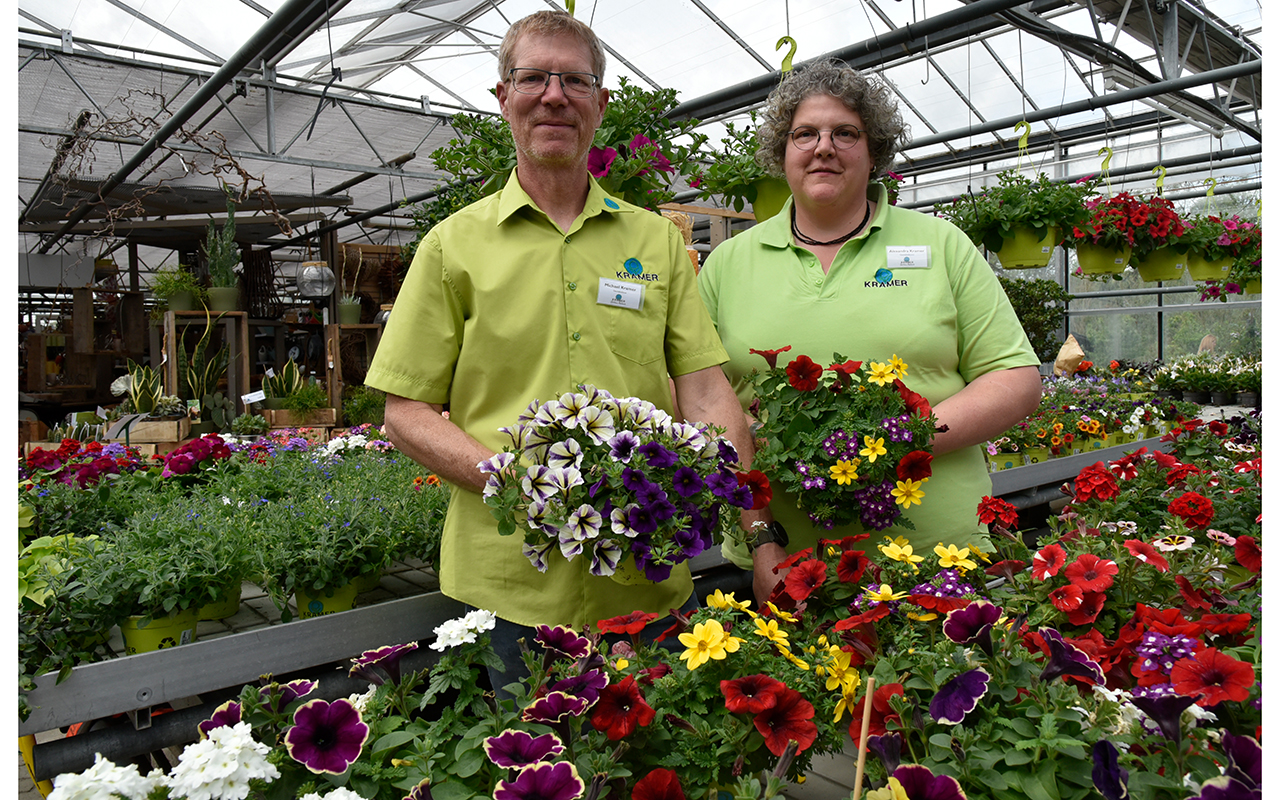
[865,583,908,603]
[778,645,811,670]
[830,459,860,485]
[878,540,924,568]
[866,361,896,386]
[834,682,860,723]
[907,610,939,622]
[860,435,888,463]
[678,619,740,670]
[864,778,910,800]
[615,658,629,670]
[822,645,861,693]
[753,616,790,646]
[891,477,927,508]
[1053,422,1064,435]
[889,354,908,377]
[765,602,798,623]
[968,542,992,564]
[706,589,751,613]
[934,543,978,572]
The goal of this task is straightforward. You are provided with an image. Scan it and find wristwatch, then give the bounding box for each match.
[749,521,789,552]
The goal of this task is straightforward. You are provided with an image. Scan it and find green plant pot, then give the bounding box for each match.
[1134,248,1186,282]
[121,608,199,655]
[353,570,382,593]
[263,397,287,410]
[1182,390,1210,405]
[1236,391,1259,408]
[1076,242,1131,275]
[168,290,196,312]
[207,286,240,311]
[1186,253,1232,281]
[1210,391,1234,406]
[1022,446,1052,465]
[987,453,1021,472]
[1244,277,1261,294]
[995,226,1058,269]
[337,302,362,325]
[198,583,243,621]
[295,580,360,619]
[749,177,791,222]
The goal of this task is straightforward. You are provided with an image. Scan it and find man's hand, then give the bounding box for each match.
[383,394,494,493]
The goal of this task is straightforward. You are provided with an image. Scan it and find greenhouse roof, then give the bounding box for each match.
[16,0,1263,274]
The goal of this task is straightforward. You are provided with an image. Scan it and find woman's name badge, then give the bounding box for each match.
[597,277,645,310]
[886,246,930,268]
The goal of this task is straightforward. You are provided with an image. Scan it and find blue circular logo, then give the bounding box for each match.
[308,600,324,614]
[604,198,620,209]
[624,258,643,275]
[875,268,893,283]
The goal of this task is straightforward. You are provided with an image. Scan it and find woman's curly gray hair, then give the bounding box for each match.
[756,59,909,179]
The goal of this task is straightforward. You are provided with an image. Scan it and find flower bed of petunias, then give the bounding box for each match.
[19,426,449,722]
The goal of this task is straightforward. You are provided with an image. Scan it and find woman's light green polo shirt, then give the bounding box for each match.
[367,172,729,628]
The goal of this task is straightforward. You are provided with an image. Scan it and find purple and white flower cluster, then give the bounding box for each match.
[480,385,755,582]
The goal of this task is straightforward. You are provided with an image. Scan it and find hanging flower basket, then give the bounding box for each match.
[1185,253,1233,282]
[994,226,1059,269]
[1133,248,1186,282]
[1076,242,1130,275]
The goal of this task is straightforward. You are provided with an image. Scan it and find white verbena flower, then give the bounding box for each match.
[461,608,496,633]
[50,753,163,800]
[166,721,278,800]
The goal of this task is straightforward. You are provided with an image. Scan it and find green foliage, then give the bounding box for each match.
[998,276,1073,362]
[178,309,230,404]
[281,380,330,417]
[203,391,237,431]
[230,412,269,436]
[430,112,518,193]
[693,112,770,212]
[203,195,241,288]
[940,172,1098,252]
[149,263,206,308]
[264,359,304,400]
[343,384,386,426]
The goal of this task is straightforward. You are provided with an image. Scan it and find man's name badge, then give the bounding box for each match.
[597,278,645,310]
[886,246,930,268]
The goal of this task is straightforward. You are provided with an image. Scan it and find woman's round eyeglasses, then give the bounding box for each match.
[787,125,864,151]
[506,68,599,98]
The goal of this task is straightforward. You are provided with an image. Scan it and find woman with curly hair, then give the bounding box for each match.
[698,59,1043,603]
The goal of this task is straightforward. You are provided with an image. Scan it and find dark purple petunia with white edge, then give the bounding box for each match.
[521,691,591,725]
[494,760,586,800]
[349,641,418,685]
[929,668,990,725]
[197,699,241,738]
[534,625,591,660]
[483,729,566,769]
[941,600,1002,657]
[1037,627,1104,685]
[284,697,370,775]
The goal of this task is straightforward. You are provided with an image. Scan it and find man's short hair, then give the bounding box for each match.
[497,10,607,83]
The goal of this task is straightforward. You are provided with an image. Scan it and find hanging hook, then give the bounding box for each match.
[1098,146,1113,197]
[1204,177,1217,215]
[565,0,574,14]
[921,41,931,84]
[1014,121,1030,172]
[776,36,797,76]
[1153,165,1167,197]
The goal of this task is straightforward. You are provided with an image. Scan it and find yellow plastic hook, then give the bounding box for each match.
[1153,165,1167,196]
[776,36,798,75]
[1098,146,1114,196]
[1205,177,1217,213]
[1014,121,1030,172]
[565,0,574,15]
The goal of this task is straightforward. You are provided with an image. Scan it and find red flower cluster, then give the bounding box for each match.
[735,470,772,510]
[784,355,822,391]
[590,675,656,740]
[976,496,1019,528]
[1072,462,1120,502]
[719,675,818,756]
[849,682,904,746]
[1167,491,1215,529]
[1073,191,1185,252]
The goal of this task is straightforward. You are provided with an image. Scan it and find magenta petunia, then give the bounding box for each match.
[197,700,241,738]
[1037,627,1104,686]
[483,729,566,769]
[494,761,585,800]
[942,600,1002,657]
[521,690,591,724]
[550,668,610,705]
[588,146,618,178]
[534,625,590,660]
[349,641,418,685]
[929,668,989,725]
[284,697,369,774]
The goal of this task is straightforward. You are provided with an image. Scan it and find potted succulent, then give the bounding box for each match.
[178,311,230,435]
[262,358,304,411]
[941,172,1098,268]
[203,196,242,311]
[148,263,206,318]
[692,111,789,221]
[1071,191,1186,279]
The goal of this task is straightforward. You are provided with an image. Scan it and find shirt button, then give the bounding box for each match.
[571,332,581,341]
[564,236,571,244]
[815,278,824,287]
[568,282,577,291]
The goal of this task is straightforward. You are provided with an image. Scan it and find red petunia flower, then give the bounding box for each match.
[753,687,818,756]
[1064,553,1118,592]
[895,450,934,482]
[1199,613,1253,638]
[1050,584,1084,612]
[720,674,785,714]
[749,346,792,370]
[590,676,656,740]
[836,550,871,584]
[1152,450,1178,469]
[1208,420,1229,436]
[849,683,904,747]
[1234,536,1261,573]
[598,611,660,635]
[892,378,932,418]
[783,559,827,602]
[908,595,970,614]
[785,355,823,391]
[1165,463,1202,486]
[1031,544,1067,580]
[1123,540,1170,572]
[1064,590,1107,626]
[984,560,1026,581]
[1170,647,1256,707]
[1175,575,1213,611]
[735,470,772,510]
[833,603,892,631]
[976,496,1019,528]
[1168,491,1214,529]
[1073,462,1120,502]
[772,547,815,574]
[826,360,863,390]
[632,769,685,800]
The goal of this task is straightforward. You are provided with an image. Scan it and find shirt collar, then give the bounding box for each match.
[496,167,626,226]
[758,181,890,249]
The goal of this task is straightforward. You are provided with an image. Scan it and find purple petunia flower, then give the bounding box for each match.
[284,698,369,774]
[590,539,624,576]
[551,669,610,705]
[523,541,555,573]
[1038,627,1104,685]
[1091,740,1128,800]
[588,146,617,178]
[717,439,739,465]
[1190,778,1261,800]
[534,626,590,660]
[260,678,318,713]
[608,431,640,462]
[1130,693,1196,745]
[483,729,566,769]
[942,600,1002,657]
[1220,731,1261,790]
[632,545,673,583]
[891,765,966,800]
[627,505,659,535]
[670,466,704,498]
[405,779,434,800]
[705,469,739,500]
[494,761,585,800]
[866,733,902,775]
[634,481,668,507]
[197,700,241,738]
[349,641,418,686]
[672,526,706,560]
[728,484,754,509]
[636,442,678,469]
[621,467,651,492]
[521,691,591,724]
[929,668,989,725]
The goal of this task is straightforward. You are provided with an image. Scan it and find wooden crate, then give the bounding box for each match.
[119,417,191,443]
[265,408,337,428]
[18,419,48,449]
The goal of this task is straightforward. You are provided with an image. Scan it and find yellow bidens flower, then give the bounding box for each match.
[822,645,861,693]
[765,602,798,623]
[615,658,629,670]
[707,589,751,613]
[834,682,860,723]
[934,543,978,572]
[888,354,908,377]
[865,584,908,603]
[830,459,860,485]
[860,436,888,463]
[968,542,993,564]
[866,361,897,386]
[753,616,790,646]
[879,540,924,569]
[891,477,927,508]
[678,619,743,670]
[864,777,910,800]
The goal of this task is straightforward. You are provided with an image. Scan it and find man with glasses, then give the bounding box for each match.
[366,10,758,679]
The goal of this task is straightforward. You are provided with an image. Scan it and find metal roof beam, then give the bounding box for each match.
[101,0,224,64]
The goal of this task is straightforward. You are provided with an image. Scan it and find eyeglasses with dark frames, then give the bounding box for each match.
[506,68,600,98]
[787,125,864,151]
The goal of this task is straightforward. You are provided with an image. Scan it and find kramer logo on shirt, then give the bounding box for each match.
[867,267,908,288]
[617,256,660,282]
